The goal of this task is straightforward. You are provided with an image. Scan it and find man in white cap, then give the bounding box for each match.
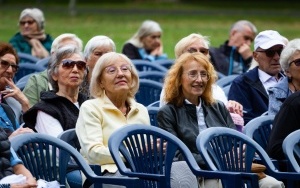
[228,30,286,125]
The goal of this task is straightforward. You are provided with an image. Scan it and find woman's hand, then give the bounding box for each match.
[29,39,49,58]
[226,100,243,116]
[9,127,35,139]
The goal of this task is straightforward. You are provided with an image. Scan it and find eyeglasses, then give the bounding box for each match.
[186,70,210,81]
[19,20,35,26]
[256,49,282,58]
[105,64,132,75]
[289,58,300,67]
[61,59,86,70]
[0,60,19,73]
[186,47,209,56]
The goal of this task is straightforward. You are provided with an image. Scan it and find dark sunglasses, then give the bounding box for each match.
[256,49,282,58]
[0,60,19,73]
[187,47,209,55]
[19,20,35,25]
[61,59,86,70]
[289,58,300,67]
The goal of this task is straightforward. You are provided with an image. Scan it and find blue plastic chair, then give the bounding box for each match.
[35,56,50,68]
[147,106,159,127]
[197,127,300,188]
[135,79,163,106]
[108,124,243,188]
[132,59,168,72]
[216,74,239,88]
[154,59,174,69]
[282,130,300,187]
[147,100,160,107]
[14,63,45,82]
[138,71,166,83]
[17,52,40,64]
[10,133,140,188]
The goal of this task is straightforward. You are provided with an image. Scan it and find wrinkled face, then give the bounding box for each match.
[141,32,161,51]
[87,46,114,73]
[184,39,209,57]
[254,44,283,76]
[100,58,132,97]
[228,25,255,48]
[181,60,209,104]
[0,54,18,90]
[19,16,39,34]
[286,51,300,83]
[52,53,86,91]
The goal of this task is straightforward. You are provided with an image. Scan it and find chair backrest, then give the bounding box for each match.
[35,56,50,68]
[147,106,159,127]
[108,125,242,188]
[138,71,166,83]
[222,85,231,98]
[243,115,275,150]
[154,59,174,69]
[57,128,81,151]
[282,130,300,172]
[132,59,168,72]
[135,79,163,106]
[216,74,239,88]
[217,71,226,80]
[147,100,160,107]
[14,63,45,82]
[10,133,139,187]
[18,52,40,64]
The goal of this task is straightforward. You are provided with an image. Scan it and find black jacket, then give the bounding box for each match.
[0,128,13,179]
[23,91,87,132]
[157,100,235,169]
[209,40,252,76]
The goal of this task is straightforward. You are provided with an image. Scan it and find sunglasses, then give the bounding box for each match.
[0,60,19,73]
[19,20,35,26]
[289,58,300,67]
[187,47,209,56]
[61,59,86,70]
[256,49,282,58]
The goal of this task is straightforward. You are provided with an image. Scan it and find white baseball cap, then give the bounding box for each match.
[254,30,286,51]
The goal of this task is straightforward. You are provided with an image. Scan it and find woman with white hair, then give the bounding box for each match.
[122,20,168,61]
[9,8,53,59]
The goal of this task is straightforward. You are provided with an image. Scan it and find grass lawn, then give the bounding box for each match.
[0,1,299,59]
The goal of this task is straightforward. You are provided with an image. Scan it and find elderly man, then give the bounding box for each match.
[209,20,257,75]
[228,30,286,124]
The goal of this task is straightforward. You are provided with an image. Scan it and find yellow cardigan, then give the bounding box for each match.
[76,94,150,173]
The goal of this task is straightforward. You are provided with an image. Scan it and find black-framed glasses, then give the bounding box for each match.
[187,70,210,81]
[61,59,86,71]
[0,60,19,73]
[256,49,282,58]
[187,47,209,56]
[19,20,35,26]
[105,64,132,75]
[289,58,300,67]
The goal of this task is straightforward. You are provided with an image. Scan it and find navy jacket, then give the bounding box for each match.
[228,67,268,124]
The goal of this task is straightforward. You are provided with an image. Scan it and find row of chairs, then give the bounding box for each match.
[10,125,300,188]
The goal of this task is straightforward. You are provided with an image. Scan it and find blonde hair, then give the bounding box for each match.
[90,52,139,98]
[164,52,216,107]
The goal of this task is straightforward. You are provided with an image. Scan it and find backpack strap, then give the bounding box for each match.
[0,103,17,130]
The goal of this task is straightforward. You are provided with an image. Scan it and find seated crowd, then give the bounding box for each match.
[1,8,299,188]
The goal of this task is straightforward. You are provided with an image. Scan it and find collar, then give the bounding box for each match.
[258,69,277,83]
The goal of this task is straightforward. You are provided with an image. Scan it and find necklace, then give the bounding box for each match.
[291,81,298,93]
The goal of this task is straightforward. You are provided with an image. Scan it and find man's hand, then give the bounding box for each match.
[238,43,252,60]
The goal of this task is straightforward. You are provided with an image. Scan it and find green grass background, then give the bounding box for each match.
[0,1,299,59]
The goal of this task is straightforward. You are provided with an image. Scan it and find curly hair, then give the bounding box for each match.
[164,52,216,107]
[0,42,19,64]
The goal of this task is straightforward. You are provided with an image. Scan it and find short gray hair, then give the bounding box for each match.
[230,20,257,34]
[280,38,300,72]
[48,45,84,92]
[83,35,116,61]
[90,52,139,98]
[51,33,83,54]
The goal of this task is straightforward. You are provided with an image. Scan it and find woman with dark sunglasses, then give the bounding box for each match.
[23,45,88,138]
[268,38,300,115]
[9,8,53,59]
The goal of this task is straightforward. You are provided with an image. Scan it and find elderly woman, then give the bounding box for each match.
[158,52,284,188]
[122,20,168,61]
[76,52,197,188]
[0,42,33,138]
[81,35,116,97]
[268,38,300,115]
[9,8,53,59]
[23,45,87,138]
